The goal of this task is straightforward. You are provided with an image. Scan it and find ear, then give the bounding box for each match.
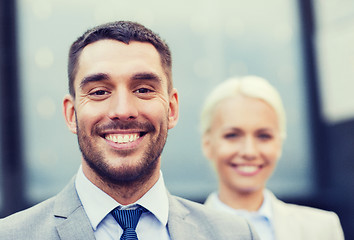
[202,133,213,160]
[63,94,77,134]
[168,88,179,129]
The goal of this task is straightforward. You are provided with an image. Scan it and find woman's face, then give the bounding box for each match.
[203,95,282,195]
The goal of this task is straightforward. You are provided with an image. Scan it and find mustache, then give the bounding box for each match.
[94,120,155,134]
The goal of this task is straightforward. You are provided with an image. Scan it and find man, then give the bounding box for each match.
[0,21,259,240]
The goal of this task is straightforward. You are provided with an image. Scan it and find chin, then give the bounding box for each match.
[235,185,264,195]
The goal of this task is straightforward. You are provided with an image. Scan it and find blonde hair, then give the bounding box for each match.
[200,75,286,139]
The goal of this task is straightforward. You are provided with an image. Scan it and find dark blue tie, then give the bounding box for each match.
[111,207,144,240]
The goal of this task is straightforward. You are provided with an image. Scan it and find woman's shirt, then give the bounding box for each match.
[204,190,275,240]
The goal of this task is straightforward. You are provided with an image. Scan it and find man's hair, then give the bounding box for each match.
[200,75,287,139]
[68,21,172,97]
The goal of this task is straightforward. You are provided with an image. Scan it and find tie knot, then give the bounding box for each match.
[111,207,144,230]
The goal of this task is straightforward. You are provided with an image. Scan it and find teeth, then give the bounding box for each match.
[105,133,140,144]
[237,165,259,173]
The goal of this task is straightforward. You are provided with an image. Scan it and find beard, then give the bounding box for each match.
[76,117,168,187]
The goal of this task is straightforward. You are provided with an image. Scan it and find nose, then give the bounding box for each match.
[241,136,257,161]
[107,89,138,121]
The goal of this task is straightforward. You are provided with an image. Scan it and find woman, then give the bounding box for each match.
[200,76,344,240]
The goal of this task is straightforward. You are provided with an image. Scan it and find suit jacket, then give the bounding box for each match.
[0,178,259,240]
[205,190,344,240]
[269,192,344,240]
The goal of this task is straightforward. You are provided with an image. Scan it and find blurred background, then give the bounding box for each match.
[1,0,353,238]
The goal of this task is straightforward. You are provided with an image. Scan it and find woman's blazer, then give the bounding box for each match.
[269,192,344,240]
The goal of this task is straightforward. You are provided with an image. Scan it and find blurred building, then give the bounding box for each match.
[1,0,353,238]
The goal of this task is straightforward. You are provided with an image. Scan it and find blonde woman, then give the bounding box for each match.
[201,76,344,240]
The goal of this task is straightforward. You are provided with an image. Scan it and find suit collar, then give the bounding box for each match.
[269,191,301,240]
[75,166,170,229]
[52,177,209,240]
[53,177,95,240]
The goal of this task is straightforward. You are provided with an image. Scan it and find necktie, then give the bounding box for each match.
[111,207,144,240]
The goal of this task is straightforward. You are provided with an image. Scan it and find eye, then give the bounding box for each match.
[258,133,273,140]
[90,90,109,96]
[134,88,153,94]
[87,89,111,100]
[224,132,239,139]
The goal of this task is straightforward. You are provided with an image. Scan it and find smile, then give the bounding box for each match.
[237,165,260,173]
[230,163,263,176]
[105,133,140,144]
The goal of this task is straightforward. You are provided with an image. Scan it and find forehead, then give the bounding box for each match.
[74,39,167,87]
[212,95,279,128]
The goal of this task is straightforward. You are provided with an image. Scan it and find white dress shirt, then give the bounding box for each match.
[205,190,275,240]
[75,166,171,240]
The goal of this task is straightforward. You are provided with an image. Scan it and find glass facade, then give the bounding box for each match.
[16,0,312,203]
[313,0,354,123]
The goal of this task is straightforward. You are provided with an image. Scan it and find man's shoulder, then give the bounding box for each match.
[1,196,55,224]
[0,197,59,239]
[171,195,248,224]
[169,195,258,239]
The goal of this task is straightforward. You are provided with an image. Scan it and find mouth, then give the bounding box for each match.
[104,132,147,144]
[230,163,263,176]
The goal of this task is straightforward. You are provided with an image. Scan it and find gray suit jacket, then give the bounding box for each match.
[0,178,259,240]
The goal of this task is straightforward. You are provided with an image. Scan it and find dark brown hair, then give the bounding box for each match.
[68,21,172,97]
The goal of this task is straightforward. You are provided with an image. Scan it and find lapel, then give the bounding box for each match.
[53,177,96,240]
[166,194,207,240]
[270,192,301,240]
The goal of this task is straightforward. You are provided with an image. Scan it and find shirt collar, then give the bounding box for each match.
[259,189,273,222]
[75,165,169,230]
[206,189,274,222]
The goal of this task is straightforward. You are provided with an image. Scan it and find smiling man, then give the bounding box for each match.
[0,21,259,240]
[64,39,175,205]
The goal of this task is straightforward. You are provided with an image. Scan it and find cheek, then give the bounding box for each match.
[142,101,168,120]
[76,106,104,128]
[210,141,237,164]
[263,142,282,164]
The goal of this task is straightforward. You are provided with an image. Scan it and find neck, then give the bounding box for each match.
[104,173,159,205]
[218,185,265,212]
[82,162,160,205]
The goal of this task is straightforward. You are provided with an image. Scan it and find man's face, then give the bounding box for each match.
[63,40,178,187]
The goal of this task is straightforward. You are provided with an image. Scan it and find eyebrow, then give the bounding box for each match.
[79,73,110,90]
[224,127,274,132]
[131,72,163,84]
[79,72,163,90]
[256,128,275,132]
